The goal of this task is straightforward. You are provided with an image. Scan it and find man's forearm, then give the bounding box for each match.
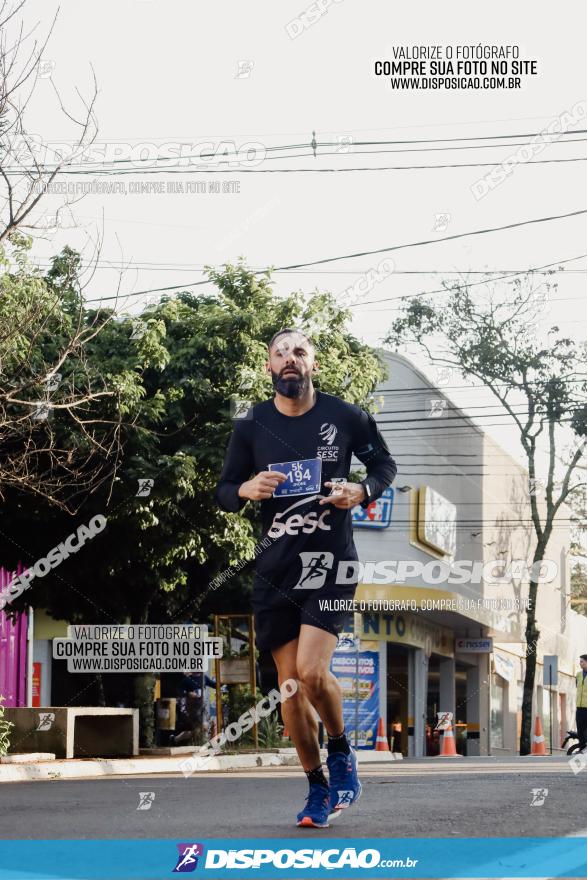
[360,455,397,507]
[215,480,247,513]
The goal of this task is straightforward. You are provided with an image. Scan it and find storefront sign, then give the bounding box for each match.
[543,654,558,687]
[352,487,394,529]
[218,658,250,684]
[456,637,493,653]
[360,611,454,658]
[330,647,379,750]
[493,652,515,682]
[32,661,41,707]
[418,486,457,556]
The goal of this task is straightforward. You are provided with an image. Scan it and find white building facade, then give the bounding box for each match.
[351,351,587,756]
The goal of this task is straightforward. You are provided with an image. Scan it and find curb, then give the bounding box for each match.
[0,752,56,764]
[0,748,402,783]
[277,748,402,764]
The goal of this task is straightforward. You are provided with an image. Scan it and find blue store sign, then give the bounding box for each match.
[351,486,394,529]
[331,644,380,750]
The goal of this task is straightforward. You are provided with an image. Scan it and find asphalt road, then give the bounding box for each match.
[1,757,586,840]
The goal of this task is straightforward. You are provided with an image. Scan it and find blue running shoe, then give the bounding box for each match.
[327,748,362,813]
[296,782,330,828]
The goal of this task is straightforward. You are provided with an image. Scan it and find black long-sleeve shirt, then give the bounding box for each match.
[215,391,397,596]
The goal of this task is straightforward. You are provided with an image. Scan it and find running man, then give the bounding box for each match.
[215,329,397,828]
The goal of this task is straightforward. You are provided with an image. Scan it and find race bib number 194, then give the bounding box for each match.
[268,458,322,497]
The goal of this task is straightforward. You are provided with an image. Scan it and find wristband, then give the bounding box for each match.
[360,480,372,509]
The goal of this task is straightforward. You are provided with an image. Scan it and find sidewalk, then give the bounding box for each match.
[0,747,402,783]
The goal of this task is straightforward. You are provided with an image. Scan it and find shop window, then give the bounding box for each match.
[516,680,525,740]
[490,676,506,749]
[541,685,553,751]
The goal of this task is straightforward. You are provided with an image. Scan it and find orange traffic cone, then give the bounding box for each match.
[437,722,460,757]
[531,716,547,755]
[283,722,290,739]
[375,718,390,751]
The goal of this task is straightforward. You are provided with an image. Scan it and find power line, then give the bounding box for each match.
[369,403,586,420]
[232,211,587,269]
[389,451,583,459]
[349,253,587,309]
[388,452,557,459]
[376,417,577,432]
[390,499,583,504]
[40,155,587,175]
[16,137,587,173]
[15,116,579,145]
[344,518,576,525]
[375,377,587,394]
[393,472,566,478]
[319,130,587,147]
[32,262,587,280]
[367,412,580,428]
[7,128,587,174]
[83,210,587,303]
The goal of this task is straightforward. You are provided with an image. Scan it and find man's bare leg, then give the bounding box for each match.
[271,637,321,770]
[297,624,361,815]
[296,624,343,737]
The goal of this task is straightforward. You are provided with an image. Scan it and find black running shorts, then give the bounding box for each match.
[253,584,357,652]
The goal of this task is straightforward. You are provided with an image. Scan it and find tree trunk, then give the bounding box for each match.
[519,572,541,755]
[133,672,156,748]
[132,601,156,748]
[186,693,205,746]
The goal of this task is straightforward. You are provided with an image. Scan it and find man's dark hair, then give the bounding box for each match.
[267,328,313,351]
[580,654,587,661]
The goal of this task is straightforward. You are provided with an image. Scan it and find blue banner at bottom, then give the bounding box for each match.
[0,838,586,879]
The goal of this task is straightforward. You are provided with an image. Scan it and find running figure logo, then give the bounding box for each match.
[173,843,204,873]
[335,790,355,807]
[136,792,155,811]
[36,712,55,731]
[530,788,549,806]
[293,551,334,589]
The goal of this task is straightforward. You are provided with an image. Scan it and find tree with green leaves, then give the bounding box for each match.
[0,695,13,757]
[387,272,587,755]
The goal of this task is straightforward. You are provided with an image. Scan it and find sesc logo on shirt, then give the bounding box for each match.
[319,422,337,444]
[267,497,332,539]
[317,422,339,461]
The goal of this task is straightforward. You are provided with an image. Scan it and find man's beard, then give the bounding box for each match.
[271,369,310,399]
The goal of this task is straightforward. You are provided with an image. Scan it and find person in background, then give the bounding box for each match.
[576,654,587,752]
[173,671,216,746]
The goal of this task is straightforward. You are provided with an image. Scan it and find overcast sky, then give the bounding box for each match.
[13,0,587,471]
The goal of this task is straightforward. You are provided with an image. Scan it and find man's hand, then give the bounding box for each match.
[319,482,366,509]
[238,470,287,501]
